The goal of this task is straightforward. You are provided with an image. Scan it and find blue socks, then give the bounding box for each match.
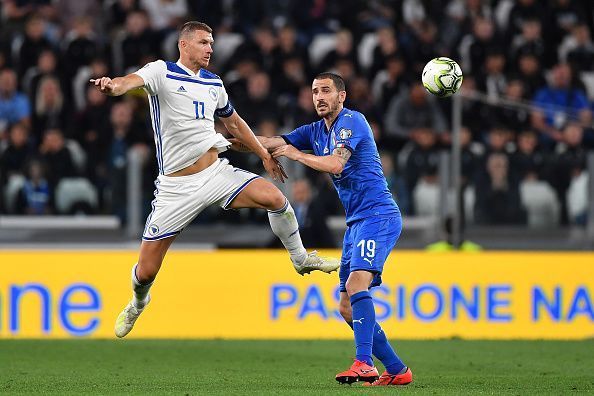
[348,290,406,374]
[373,322,406,374]
[350,291,375,366]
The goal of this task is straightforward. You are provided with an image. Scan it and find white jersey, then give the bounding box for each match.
[134,60,234,175]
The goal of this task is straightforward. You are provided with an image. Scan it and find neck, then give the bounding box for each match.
[179,58,200,74]
[323,106,342,129]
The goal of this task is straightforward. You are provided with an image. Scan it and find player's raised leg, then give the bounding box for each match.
[338,291,412,386]
[115,236,176,338]
[228,178,339,274]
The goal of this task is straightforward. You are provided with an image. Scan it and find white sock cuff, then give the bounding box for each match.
[131,264,154,287]
[267,198,289,215]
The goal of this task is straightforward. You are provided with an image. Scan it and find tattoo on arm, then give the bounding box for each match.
[332,147,351,165]
[233,141,252,152]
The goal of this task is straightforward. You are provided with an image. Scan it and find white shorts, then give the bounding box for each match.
[142,158,260,241]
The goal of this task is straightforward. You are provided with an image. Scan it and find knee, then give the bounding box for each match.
[345,280,362,297]
[263,187,286,211]
[136,260,160,283]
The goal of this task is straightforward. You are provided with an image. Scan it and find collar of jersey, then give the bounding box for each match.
[324,107,348,134]
[175,60,199,76]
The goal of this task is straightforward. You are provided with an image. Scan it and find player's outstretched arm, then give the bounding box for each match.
[90,74,145,96]
[228,136,287,153]
[221,112,287,182]
[272,146,351,175]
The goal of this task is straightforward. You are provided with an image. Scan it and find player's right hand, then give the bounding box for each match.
[263,155,287,183]
[90,77,115,95]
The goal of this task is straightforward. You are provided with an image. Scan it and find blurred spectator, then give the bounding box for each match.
[486,79,530,132]
[380,151,410,215]
[15,14,54,78]
[531,63,592,146]
[512,53,546,99]
[286,85,318,129]
[507,0,546,38]
[72,58,110,111]
[54,0,102,33]
[274,25,311,76]
[546,0,585,51]
[38,128,75,188]
[474,152,526,225]
[235,72,279,127]
[139,0,187,33]
[72,85,112,180]
[61,17,99,78]
[0,68,31,134]
[15,159,52,214]
[510,18,551,68]
[344,77,379,120]
[408,19,440,75]
[384,82,447,149]
[275,56,308,103]
[107,101,148,222]
[459,17,499,75]
[562,23,594,71]
[318,29,359,74]
[32,76,69,141]
[107,0,140,28]
[550,122,587,224]
[476,50,507,101]
[0,123,34,181]
[368,26,402,78]
[371,55,408,112]
[119,10,159,73]
[226,25,277,74]
[21,49,59,101]
[403,127,441,210]
[510,129,548,181]
[290,178,336,248]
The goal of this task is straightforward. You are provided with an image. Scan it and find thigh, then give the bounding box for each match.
[349,216,402,288]
[227,177,282,210]
[339,227,353,293]
[214,163,261,210]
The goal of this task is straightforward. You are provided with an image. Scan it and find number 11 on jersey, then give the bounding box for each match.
[193,100,205,119]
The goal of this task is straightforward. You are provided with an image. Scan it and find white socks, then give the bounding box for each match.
[131,264,153,309]
[268,199,308,265]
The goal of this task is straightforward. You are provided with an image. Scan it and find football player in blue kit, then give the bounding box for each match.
[233,72,412,386]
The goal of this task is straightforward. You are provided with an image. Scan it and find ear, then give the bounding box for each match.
[338,90,346,104]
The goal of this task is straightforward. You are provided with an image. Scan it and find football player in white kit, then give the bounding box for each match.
[91,21,339,338]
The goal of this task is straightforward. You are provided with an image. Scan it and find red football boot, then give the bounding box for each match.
[335,360,379,384]
[363,368,413,386]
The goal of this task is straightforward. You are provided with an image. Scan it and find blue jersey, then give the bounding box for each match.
[283,107,399,225]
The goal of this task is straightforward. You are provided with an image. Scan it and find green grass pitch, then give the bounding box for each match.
[1,340,593,395]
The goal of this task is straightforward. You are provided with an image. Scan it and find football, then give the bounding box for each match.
[421,57,463,97]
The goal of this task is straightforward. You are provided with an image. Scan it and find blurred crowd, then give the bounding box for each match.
[0,0,593,239]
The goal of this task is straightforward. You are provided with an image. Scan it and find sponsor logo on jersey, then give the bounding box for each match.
[177,86,187,93]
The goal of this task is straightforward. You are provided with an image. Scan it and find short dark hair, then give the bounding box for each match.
[179,21,212,40]
[314,72,346,92]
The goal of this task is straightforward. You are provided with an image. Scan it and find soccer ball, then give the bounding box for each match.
[421,57,463,97]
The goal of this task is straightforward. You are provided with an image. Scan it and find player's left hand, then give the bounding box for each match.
[262,155,288,183]
[272,145,301,161]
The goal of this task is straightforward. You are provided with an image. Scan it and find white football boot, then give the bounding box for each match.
[293,251,340,275]
[114,296,150,338]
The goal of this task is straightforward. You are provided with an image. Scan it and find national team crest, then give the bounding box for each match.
[339,128,352,139]
[209,87,218,101]
[148,224,160,236]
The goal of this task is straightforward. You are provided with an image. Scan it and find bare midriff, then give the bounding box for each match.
[166,147,218,177]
